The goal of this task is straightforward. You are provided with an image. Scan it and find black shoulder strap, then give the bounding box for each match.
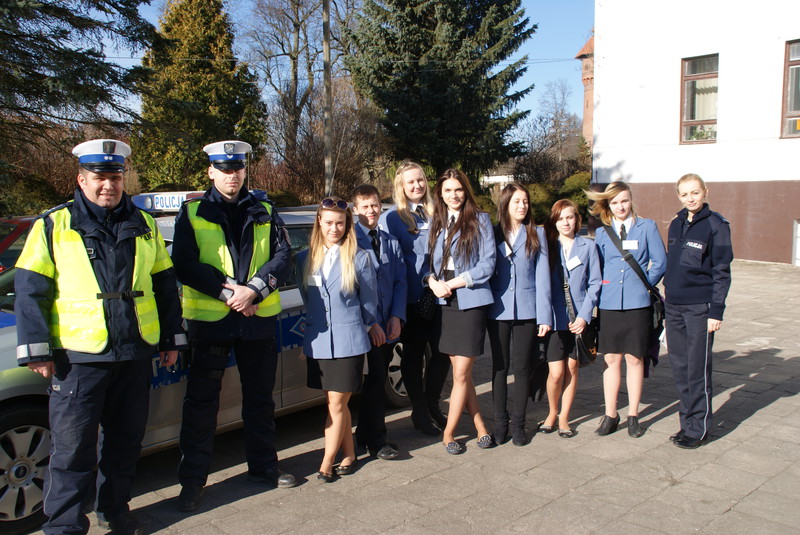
[554,245,577,323]
[603,225,657,296]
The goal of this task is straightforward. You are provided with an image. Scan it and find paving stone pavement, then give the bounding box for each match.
[58,260,800,534]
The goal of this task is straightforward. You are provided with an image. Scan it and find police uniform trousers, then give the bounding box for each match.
[44,357,151,534]
[178,337,279,486]
[665,302,714,440]
[355,342,394,449]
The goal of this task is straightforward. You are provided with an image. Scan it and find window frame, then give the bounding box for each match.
[781,39,800,139]
[680,54,719,145]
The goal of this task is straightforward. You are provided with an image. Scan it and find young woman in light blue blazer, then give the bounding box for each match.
[542,199,602,438]
[426,169,496,454]
[297,197,379,482]
[588,182,666,438]
[487,183,551,446]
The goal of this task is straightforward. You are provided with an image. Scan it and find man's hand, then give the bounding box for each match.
[223,283,257,313]
[386,316,402,341]
[27,361,54,378]
[708,318,722,333]
[369,324,387,347]
[159,350,179,367]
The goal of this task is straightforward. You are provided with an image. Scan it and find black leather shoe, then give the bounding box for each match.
[428,403,448,430]
[595,414,620,436]
[511,426,527,446]
[372,443,400,460]
[177,484,204,512]
[674,434,706,449]
[335,460,357,476]
[669,430,685,443]
[317,471,337,483]
[247,467,297,488]
[627,416,645,438]
[411,410,441,435]
[98,512,143,535]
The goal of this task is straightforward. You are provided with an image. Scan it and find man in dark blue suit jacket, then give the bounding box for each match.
[351,185,407,459]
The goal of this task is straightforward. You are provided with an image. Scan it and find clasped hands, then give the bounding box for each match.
[429,277,452,299]
[223,283,259,317]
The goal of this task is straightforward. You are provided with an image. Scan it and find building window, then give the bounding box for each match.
[783,40,800,138]
[681,54,718,143]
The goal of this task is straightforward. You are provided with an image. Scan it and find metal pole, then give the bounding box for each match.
[322,0,334,196]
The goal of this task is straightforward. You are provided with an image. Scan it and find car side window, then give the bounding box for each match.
[281,225,311,289]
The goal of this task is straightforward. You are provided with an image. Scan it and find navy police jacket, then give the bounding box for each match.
[664,204,733,320]
[355,224,407,332]
[488,225,552,324]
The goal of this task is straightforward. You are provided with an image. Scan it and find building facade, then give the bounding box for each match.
[592,0,800,264]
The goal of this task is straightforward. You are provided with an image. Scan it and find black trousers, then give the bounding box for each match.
[178,337,278,486]
[666,302,714,440]
[44,358,151,534]
[401,304,450,412]
[355,342,394,449]
[486,319,539,420]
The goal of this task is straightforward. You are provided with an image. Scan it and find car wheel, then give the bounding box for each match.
[384,342,433,408]
[0,402,49,535]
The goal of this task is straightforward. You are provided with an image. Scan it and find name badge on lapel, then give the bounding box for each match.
[418,221,429,231]
[380,252,389,264]
[307,275,322,287]
[622,240,638,250]
[566,255,582,271]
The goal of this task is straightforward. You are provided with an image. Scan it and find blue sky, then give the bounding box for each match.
[133,0,594,117]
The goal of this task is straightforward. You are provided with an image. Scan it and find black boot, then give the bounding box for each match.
[494,412,509,444]
[427,400,448,430]
[411,408,440,435]
[510,414,527,446]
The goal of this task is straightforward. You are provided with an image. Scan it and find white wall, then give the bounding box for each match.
[593,0,800,184]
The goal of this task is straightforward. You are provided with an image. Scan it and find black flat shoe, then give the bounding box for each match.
[669,430,685,443]
[558,428,576,438]
[317,471,337,483]
[595,414,620,436]
[445,441,465,455]
[335,460,357,476]
[411,410,441,436]
[674,434,707,449]
[537,422,556,434]
[627,416,645,438]
[476,434,495,449]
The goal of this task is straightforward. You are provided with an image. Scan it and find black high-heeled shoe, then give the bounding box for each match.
[411,410,440,436]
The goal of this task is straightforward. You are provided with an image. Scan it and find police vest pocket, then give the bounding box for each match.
[679,240,706,267]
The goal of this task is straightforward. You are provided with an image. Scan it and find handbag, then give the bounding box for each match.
[557,251,597,368]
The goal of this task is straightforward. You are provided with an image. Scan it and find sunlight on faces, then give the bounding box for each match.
[441,178,464,212]
[319,209,347,247]
[209,166,245,201]
[556,205,578,238]
[677,179,708,215]
[508,189,529,225]
[78,170,124,209]
[609,189,632,221]
[402,168,427,204]
[352,194,381,229]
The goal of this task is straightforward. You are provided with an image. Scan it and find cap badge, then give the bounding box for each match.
[224,143,235,154]
[102,141,116,154]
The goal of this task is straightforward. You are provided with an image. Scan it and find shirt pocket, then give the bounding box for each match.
[679,240,707,267]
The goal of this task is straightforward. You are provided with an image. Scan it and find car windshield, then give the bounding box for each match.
[0,221,30,273]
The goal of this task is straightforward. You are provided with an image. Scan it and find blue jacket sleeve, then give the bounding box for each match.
[645,219,667,286]
[461,212,496,287]
[356,250,379,328]
[576,240,602,323]
[535,227,552,326]
[388,239,407,322]
[709,218,733,320]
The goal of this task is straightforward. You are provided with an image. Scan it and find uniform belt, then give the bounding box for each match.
[96,291,145,299]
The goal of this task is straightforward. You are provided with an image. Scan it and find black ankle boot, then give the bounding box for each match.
[494,413,509,444]
[595,414,620,436]
[411,409,440,435]
[427,401,448,430]
[510,415,526,446]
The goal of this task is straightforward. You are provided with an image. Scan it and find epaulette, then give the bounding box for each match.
[38,200,73,220]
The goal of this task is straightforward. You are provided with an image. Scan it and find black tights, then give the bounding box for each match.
[487,319,539,420]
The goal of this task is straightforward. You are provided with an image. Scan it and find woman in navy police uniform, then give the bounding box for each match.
[487,182,551,446]
[588,182,666,438]
[426,169,496,454]
[297,197,379,481]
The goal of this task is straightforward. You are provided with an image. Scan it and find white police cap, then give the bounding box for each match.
[203,140,252,170]
[72,139,131,173]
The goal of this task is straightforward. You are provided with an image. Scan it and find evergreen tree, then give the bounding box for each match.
[131,0,268,190]
[346,0,535,185]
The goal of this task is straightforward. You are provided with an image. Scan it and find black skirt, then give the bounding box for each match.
[436,288,487,357]
[597,307,651,358]
[306,355,365,393]
[544,330,578,362]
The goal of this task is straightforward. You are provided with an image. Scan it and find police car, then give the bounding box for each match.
[0,195,411,534]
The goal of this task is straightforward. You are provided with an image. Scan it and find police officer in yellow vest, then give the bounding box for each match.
[14,139,187,535]
[173,140,295,512]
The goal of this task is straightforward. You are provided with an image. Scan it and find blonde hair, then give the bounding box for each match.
[585,181,637,226]
[676,173,707,191]
[392,160,434,234]
[304,197,359,295]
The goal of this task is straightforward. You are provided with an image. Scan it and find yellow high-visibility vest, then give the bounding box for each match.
[181,200,281,321]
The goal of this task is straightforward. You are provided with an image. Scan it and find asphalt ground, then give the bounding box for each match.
[35,259,800,534]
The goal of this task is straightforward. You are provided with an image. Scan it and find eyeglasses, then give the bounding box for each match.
[320,198,348,210]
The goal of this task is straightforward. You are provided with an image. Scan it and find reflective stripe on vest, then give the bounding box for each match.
[18,206,164,353]
[181,200,281,321]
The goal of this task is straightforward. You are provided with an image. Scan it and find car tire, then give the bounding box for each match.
[0,401,50,535]
[384,342,432,409]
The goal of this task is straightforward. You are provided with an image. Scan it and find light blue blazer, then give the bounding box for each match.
[380,206,430,305]
[550,236,602,330]
[594,217,667,311]
[428,211,496,310]
[297,248,379,359]
[355,224,407,333]
[488,225,552,324]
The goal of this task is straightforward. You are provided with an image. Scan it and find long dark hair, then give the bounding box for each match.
[544,199,583,271]
[496,182,540,257]
[428,169,482,263]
